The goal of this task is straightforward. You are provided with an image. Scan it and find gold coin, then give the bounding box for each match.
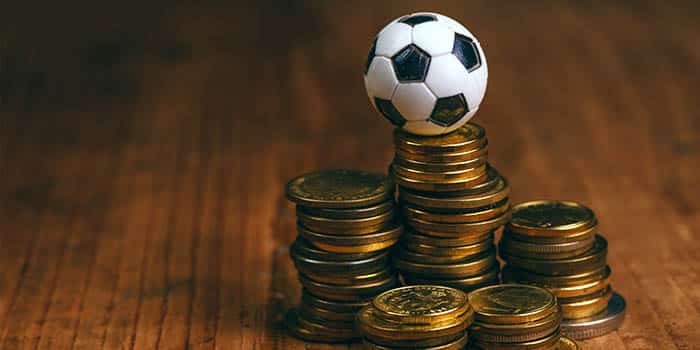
[558,336,580,349]
[301,267,393,285]
[501,265,609,289]
[290,238,379,262]
[291,244,390,274]
[399,174,509,210]
[301,290,369,313]
[394,123,486,153]
[400,234,493,258]
[392,163,487,182]
[297,209,396,235]
[393,155,487,173]
[402,229,493,248]
[391,165,488,192]
[364,330,466,348]
[501,235,608,276]
[503,222,597,244]
[394,250,497,278]
[559,286,613,319]
[504,266,612,299]
[396,139,488,162]
[402,200,510,224]
[406,211,510,235]
[299,273,398,301]
[298,200,393,219]
[357,305,471,341]
[508,200,596,237]
[401,265,500,292]
[363,331,468,350]
[298,223,402,253]
[372,285,471,324]
[286,169,393,208]
[499,233,595,259]
[560,292,625,340]
[285,308,359,342]
[468,284,558,325]
[298,302,356,322]
[470,327,560,350]
[470,305,561,341]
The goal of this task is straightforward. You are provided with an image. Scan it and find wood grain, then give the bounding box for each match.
[1,1,699,349]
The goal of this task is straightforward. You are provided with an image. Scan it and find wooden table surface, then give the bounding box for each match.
[2,1,699,349]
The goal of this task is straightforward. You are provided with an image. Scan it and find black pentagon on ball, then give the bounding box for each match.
[365,38,377,75]
[429,94,469,127]
[374,97,406,127]
[398,14,437,27]
[452,34,481,72]
[391,45,431,82]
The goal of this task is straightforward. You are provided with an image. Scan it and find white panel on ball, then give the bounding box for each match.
[424,55,469,98]
[404,120,445,136]
[375,23,412,57]
[462,73,483,112]
[365,57,399,100]
[412,21,455,56]
[392,83,436,122]
[434,13,475,38]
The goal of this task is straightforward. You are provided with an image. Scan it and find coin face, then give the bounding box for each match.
[509,201,595,234]
[286,169,393,208]
[469,284,556,324]
[373,285,467,318]
[394,123,485,151]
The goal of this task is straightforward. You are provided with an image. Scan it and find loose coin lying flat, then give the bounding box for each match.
[286,169,393,208]
[561,292,626,340]
[469,284,558,325]
[508,200,596,237]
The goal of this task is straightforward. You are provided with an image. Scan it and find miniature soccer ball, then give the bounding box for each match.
[364,12,488,136]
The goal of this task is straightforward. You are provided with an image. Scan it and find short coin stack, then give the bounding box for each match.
[285,170,402,342]
[357,285,473,349]
[468,284,579,349]
[389,123,510,292]
[500,201,626,340]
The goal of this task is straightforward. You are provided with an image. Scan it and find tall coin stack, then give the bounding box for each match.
[357,285,473,349]
[389,123,510,292]
[468,284,579,349]
[285,170,402,342]
[500,200,626,340]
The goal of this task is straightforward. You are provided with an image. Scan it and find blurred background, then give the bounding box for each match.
[1,1,698,349]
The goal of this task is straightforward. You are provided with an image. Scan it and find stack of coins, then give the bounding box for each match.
[389,123,510,292]
[468,284,579,349]
[500,201,626,340]
[357,285,473,349]
[285,170,403,342]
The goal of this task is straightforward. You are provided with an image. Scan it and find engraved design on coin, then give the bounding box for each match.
[470,285,553,316]
[375,286,465,316]
[512,202,593,229]
[289,170,389,201]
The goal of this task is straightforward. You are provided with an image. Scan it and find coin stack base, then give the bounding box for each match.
[358,285,473,350]
[500,201,626,340]
[468,284,580,349]
[285,170,402,343]
[390,124,509,293]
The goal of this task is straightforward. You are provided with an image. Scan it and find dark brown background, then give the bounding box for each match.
[1,1,699,349]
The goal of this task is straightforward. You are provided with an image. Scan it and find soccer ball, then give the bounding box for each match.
[364,12,488,136]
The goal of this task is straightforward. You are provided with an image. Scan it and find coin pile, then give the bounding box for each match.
[468,284,579,349]
[500,200,626,340]
[389,123,509,292]
[285,170,402,342]
[357,285,473,349]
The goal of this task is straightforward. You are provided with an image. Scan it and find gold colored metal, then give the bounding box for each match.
[401,229,493,248]
[470,306,562,341]
[399,173,508,210]
[290,244,389,274]
[298,209,395,235]
[301,290,368,313]
[468,284,558,325]
[507,200,596,237]
[392,163,487,182]
[503,266,612,299]
[297,223,402,253]
[286,169,393,208]
[393,250,497,278]
[406,211,510,236]
[290,238,379,262]
[393,123,486,153]
[470,327,561,350]
[285,308,359,342]
[298,200,393,219]
[298,273,397,301]
[559,287,613,319]
[391,165,488,192]
[401,265,500,292]
[395,139,488,163]
[393,155,487,173]
[501,235,608,276]
[357,305,471,341]
[503,223,597,244]
[300,267,392,285]
[402,201,510,224]
[400,234,493,258]
[363,332,468,350]
[557,336,580,350]
[499,233,595,259]
[372,285,471,325]
[501,265,609,288]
